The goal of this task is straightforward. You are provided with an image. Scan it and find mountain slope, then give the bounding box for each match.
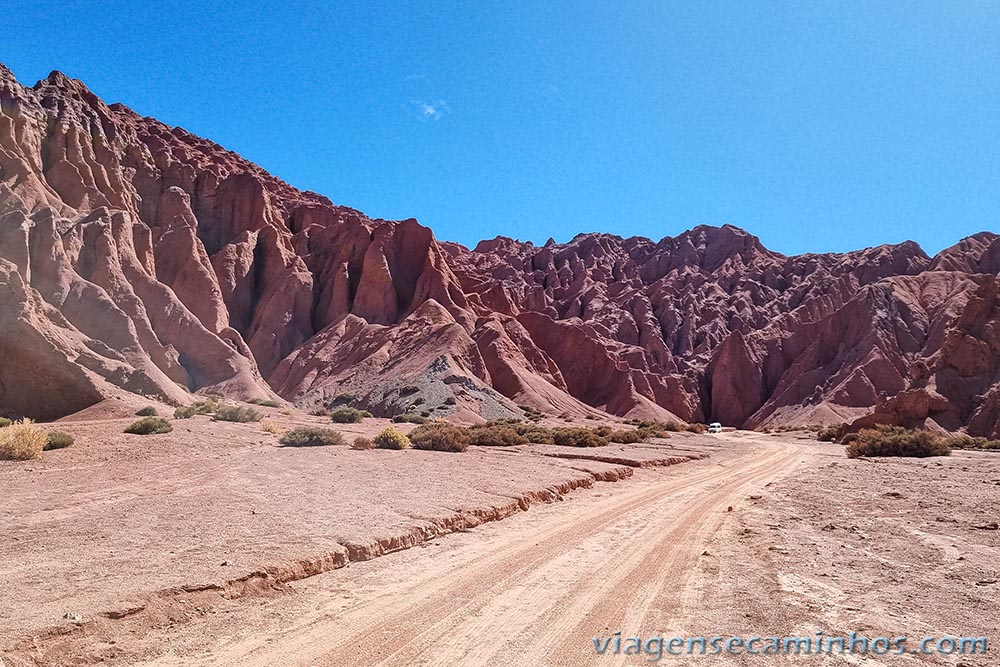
[1,65,998,434]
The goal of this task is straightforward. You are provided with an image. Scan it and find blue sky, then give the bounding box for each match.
[3,1,998,254]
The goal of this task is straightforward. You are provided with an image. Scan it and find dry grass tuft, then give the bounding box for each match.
[0,419,47,460]
[351,436,375,450]
[260,419,284,434]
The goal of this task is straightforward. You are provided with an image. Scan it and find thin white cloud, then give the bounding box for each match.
[410,99,449,122]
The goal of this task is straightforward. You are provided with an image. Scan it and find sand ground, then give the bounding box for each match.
[1,418,997,666]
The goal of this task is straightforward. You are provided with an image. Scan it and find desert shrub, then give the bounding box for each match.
[309,407,331,417]
[936,435,1000,451]
[392,413,429,424]
[136,406,158,417]
[608,428,646,444]
[0,419,47,460]
[351,436,374,450]
[585,414,599,421]
[374,427,410,449]
[816,425,841,442]
[125,417,173,435]
[0,417,11,428]
[845,426,951,459]
[468,425,528,446]
[657,421,682,432]
[260,419,284,434]
[174,405,196,419]
[333,392,358,404]
[686,423,708,434]
[44,431,75,450]
[174,398,219,419]
[515,424,556,444]
[553,427,609,447]
[212,405,261,423]
[409,423,470,453]
[330,406,369,423]
[279,426,344,447]
[248,398,281,408]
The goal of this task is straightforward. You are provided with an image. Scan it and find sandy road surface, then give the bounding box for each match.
[158,434,805,667]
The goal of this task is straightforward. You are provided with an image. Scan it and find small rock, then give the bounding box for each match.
[748,494,762,500]
[883,491,904,498]
[701,550,711,556]
[726,506,733,512]
[973,522,999,530]
[975,579,997,586]
[220,561,229,566]
[821,523,838,531]
[63,612,83,623]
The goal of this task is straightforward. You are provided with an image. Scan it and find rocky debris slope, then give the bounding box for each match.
[1,65,998,435]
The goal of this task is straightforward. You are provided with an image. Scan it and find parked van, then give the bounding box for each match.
[708,422,723,433]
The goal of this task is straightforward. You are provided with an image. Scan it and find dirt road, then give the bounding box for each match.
[163,435,805,667]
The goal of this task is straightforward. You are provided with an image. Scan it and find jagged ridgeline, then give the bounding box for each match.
[1,65,999,435]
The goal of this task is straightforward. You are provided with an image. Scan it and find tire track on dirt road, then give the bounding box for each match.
[195,437,806,667]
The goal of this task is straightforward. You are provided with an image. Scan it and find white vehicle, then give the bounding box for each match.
[707,422,723,434]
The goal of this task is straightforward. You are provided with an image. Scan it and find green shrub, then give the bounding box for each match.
[279,426,344,447]
[845,426,951,458]
[125,417,173,435]
[374,427,410,449]
[553,427,609,447]
[351,436,374,450]
[0,417,11,428]
[212,405,261,423]
[409,423,470,452]
[136,406,158,417]
[0,419,47,460]
[392,413,429,424]
[469,425,528,446]
[44,431,75,450]
[248,398,281,408]
[817,425,841,442]
[330,406,370,423]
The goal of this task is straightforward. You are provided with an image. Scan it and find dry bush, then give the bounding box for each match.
[136,406,158,417]
[685,423,708,434]
[351,436,375,450]
[608,428,647,444]
[330,406,371,423]
[248,398,281,408]
[937,435,1000,451]
[409,423,470,453]
[125,417,173,435]
[553,427,609,447]
[469,425,528,446]
[44,431,75,450]
[212,405,261,423]
[174,398,220,419]
[816,425,841,442]
[845,426,951,458]
[392,413,429,424]
[515,424,556,444]
[260,419,284,434]
[374,427,410,449]
[0,419,47,460]
[279,426,344,447]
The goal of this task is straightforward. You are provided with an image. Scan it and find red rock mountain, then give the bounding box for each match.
[1,67,998,436]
